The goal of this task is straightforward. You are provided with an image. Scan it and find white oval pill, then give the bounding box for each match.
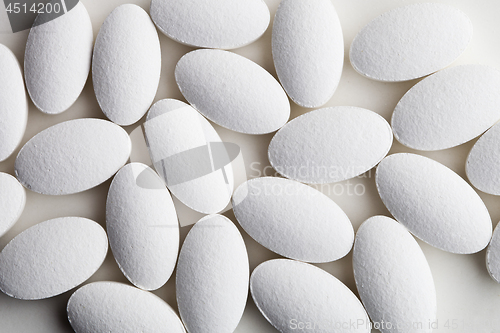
[24,2,92,114]
[353,216,436,333]
[144,99,234,214]
[150,0,269,49]
[175,49,290,134]
[0,172,25,238]
[176,214,249,333]
[67,281,185,333]
[93,4,161,126]
[232,177,353,263]
[0,217,107,300]
[106,163,179,291]
[272,0,343,108]
[350,3,472,82]
[486,223,500,283]
[376,153,492,254]
[251,259,370,333]
[268,106,392,184]
[466,122,500,195]
[392,65,500,151]
[15,118,131,195]
[0,44,27,162]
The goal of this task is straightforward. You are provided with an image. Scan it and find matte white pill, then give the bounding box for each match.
[353,216,436,333]
[0,44,27,162]
[486,223,500,283]
[0,172,25,238]
[67,281,185,333]
[15,118,131,195]
[175,49,290,134]
[392,65,500,151]
[376,153,492,254]
[176,214,249,333]
[466,122,500,195]
[144,99,234,214]
[24,2,92,114]
[232,177,353,263]
[93,4,161,126]
[0,217,107,300]
[250,259,370,333]
[272,0,343,108]
[150,0,270,49]
[268,106,392,184]
[350,3,472,82]
[106,163,179,291]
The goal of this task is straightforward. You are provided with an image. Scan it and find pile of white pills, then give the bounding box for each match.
[1,0,500,332]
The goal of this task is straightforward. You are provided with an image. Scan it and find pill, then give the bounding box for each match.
[0,44,27,162]
[175,49,290,134]
[250,259,370,333]
[272,0,343,108]
[392,65,500,151]
[15,118,131,195]
[0,217,108,300]
[150,0,270,49]
[232,176,353,263]
[106,162,179,291]
[466,122,500,195]
[144,99,234,214]
[353,216,436,333]
[67,281,185,333]
[176,214,249,333]
[268,106,392,184]
[93,4,161,126]
[0,172,25,238]
[24,2,92,114]
[350,3,472,82]
[486,222,500,283]
[376,153,492,254]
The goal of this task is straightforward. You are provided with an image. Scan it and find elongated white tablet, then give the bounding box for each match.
[232,177,353,263]
[486,223,500,283]
[392,65,500,151]
[272,0,343,108]
[24,2,93,114]
[106,163,179,291]
[0,44,27,162]
[150,0,269,49]
[0,217,107,300]
[176,214,249,333]
[67,281,185,333]
[93,4,161,126]
[376,153,492,254]
[175,49,290,134]
[144,99,234,214]
[268,106,392,184]
[15,118,131,195]
[251,259,369,333]
[353,216,436,333]
[0,173,25,238]
[350,3,472,82]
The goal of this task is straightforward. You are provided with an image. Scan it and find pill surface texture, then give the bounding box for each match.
[93,4,161,126]
[232,177,353,263]
[67,281,185,333]
[392,65,500,151]
[353,216,436,333]
[0,217,108,300]
[251,259,370,333]
[175,49,290,134]
[376,153,492,254]
[486,223,500,283]
[24,2,92,114]
[268,106,392,183]
[176,214,249,333]
[272,0,343,108]
[150,0,270,49]
[350,3,472,82]
[15,118,131,195]
[0,172,25,238]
